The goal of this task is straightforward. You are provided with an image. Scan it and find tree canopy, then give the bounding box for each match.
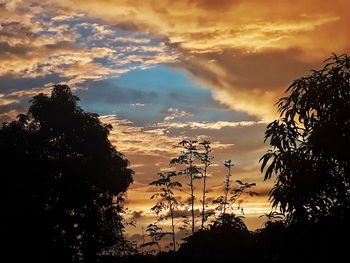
[0,85,134,262]
[261,54,350,223]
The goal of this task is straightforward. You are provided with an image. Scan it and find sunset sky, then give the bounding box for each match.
[1,0,350,244]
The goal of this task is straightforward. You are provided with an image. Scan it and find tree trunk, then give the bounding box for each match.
[170,204,176,251]
[201,165,208,229]
[190,174,195,235]
[223,165,231,219]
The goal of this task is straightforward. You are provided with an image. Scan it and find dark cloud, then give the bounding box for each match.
[0,41,28,57]
[178,48,321,119]
[190,0,241,11]
[112,21,140,32]
[0,103,26,114]
[165,208,204,218]
[0,75,67,123]
[0,74,65,93]
[77,81,159,106]
[183,48,316,91]
[131,210,144,219]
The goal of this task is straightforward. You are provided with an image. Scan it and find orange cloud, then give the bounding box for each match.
[52,0,350,119]
[0,2,178,88]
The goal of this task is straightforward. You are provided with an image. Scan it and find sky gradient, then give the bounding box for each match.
[1,0,349,243]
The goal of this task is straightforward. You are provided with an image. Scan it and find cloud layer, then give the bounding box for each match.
[51,0,350,119]
[0,0,178,118]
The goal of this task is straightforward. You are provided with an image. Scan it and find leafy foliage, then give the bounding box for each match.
[140,224,172,254]
[149,171,182,251]
[178,214,253,262]
[260,54,350,223]
[170,140,202,235]
[212,160,258,224]
[0,85,134,262]
[197,140,214,229]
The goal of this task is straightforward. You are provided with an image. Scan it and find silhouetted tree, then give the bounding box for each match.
[222,160,234,216]
[259,211,285,226]
[178,214,253,263]
[260,54,350,223]
[0,85,134,262]
[149,171,182,251]
[140,224,170,254]
[107,194,138,257]
[198,140,213,229]
[170,140,201,235]
[212,160,258,224]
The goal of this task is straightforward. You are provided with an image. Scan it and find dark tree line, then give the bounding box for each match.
[0,85,134,262]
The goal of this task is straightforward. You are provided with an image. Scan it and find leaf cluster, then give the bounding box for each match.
[260,54,350,223]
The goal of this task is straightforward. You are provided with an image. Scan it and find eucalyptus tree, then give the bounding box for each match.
[170,140,202,235]
[149,171,182,251]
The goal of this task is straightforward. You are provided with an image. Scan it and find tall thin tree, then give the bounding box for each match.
[149,171,182,251]
[223,160,234,216]
[171,140,201,235]
[198,140,214,229]
[213,160,258,224]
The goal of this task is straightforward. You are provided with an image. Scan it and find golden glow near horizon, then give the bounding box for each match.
[100,114,275,235]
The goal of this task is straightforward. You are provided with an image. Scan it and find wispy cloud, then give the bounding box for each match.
[0,1,178,84]
[156,120,268,130]
[0,1,181,119]
[130,103,146,107]
[115,36,151,44]
[163,108,193,121]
